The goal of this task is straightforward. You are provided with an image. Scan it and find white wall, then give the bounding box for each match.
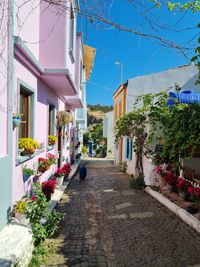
[127,64,199,112]
[103,111,114,159]
[124,64,200,185]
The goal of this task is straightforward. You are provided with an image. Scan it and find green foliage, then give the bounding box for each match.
[24,182,64,246]
[115,91,200,177]
[88,104,113,113]
[23,166,35,176]
[130,175,146,190]
[90,124,103,145]
[118,161,127,172]
[96,144,107,158]
[83,131,91,146]
[29,241,54,267]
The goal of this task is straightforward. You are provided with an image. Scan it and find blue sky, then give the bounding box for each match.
[79,1,199,105]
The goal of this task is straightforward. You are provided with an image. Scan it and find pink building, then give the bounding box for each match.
[0,0,94,231]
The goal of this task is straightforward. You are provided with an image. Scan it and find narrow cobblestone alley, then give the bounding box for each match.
[46,160,200,267]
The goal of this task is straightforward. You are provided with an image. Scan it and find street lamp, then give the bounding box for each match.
[114,61,123,85]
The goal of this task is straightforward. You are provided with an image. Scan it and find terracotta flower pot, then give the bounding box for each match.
[38,165,50,173]
[21,148,36,156]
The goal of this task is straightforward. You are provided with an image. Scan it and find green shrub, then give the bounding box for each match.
[24,182,64,246]
[118,161,127,172]
[129,175,146,190]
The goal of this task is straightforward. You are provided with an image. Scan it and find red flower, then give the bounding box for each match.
[165,171,178,186]
[31,195,37,201]
[177,177,191,192]
[54,168,65,177]
[62,163,72,175]
[38,157,45,162]
[42,180,57,200]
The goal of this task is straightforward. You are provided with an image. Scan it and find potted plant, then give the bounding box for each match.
[177,177,191,200]
[54,168,65,187]
[22,166,35,182]
[13,113,23,128]
[47,153,57,165]
[56,111,73,128]
[48,135,57,146]
[62,163,72,178]
[42,180,57,201]
[14,199,28,224]
[164,171,178,192]
[81,146,88,157]
[18,138,39,156]
[38,157,50,173]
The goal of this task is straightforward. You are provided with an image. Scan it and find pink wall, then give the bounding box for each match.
[13,58,67,203]
[14,0,40,60]
[39,0,77,86]
[75,34,83,96]
[12,0,80,204]
[0,4,9,157]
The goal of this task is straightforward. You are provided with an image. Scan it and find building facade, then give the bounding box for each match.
[0,0,94,231]
[103,111,115,159]
[113,65,200,185]
[113,83,127,164]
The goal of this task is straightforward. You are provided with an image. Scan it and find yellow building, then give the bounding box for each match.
[113,82,127,163]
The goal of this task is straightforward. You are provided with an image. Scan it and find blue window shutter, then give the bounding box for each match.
[126,137,129,159]
[129,139,132,160]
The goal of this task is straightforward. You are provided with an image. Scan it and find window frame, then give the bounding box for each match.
[48,103,56,136]
[16,79,35,161]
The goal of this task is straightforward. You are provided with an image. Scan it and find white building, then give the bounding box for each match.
[103,111,115,159]
[114,64,200,185]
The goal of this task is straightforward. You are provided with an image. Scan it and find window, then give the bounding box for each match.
[69,5,74,52]
[48,104,55,136]
[19,87,32,138]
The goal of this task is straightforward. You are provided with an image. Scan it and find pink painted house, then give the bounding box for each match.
[0,0,94,231]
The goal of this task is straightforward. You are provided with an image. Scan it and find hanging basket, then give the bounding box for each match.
[13,117,21,128]
[56,111,73,128]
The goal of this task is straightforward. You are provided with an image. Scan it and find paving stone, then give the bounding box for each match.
[45,160,200,267]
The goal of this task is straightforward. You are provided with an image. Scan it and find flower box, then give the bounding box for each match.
[55,176,64,187]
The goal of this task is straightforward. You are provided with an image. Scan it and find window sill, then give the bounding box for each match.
[16,148,45,166]
[33,169,54,183]
[68,49,75,63]
[47,145,56,151]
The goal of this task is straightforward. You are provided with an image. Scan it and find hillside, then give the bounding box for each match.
[87,104,113,126]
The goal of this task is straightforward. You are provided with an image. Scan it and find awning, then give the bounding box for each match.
[42,69,77,96]
[167,91,200,107]
[65,95,83,109]
[83,45,96,80]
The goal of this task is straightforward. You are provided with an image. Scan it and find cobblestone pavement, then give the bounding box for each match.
[46,160,200,267]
